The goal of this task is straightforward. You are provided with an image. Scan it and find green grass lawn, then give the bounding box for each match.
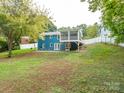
[0,44,124,93]
[0,49,35,58]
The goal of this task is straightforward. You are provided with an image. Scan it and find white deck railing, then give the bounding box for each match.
[20,43,37,49]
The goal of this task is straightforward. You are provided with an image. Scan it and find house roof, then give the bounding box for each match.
[44,31,60,35]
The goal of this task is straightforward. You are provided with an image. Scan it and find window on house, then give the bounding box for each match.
[50,43,53,47]
[61,32,68,40]
[42,43,45,48]
[70,31,78,40]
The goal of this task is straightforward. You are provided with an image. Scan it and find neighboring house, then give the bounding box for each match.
[38,30,83,51]
[20,36,37,49]
[21,36,30,44]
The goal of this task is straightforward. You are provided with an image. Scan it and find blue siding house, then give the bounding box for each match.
[38,30,83,51]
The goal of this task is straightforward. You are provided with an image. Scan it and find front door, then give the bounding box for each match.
[54,43,60,50]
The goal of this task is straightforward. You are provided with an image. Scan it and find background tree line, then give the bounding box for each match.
[58,23,100,39]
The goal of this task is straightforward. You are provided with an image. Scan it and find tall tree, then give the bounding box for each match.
[47,20,57,32]
[58,24,86,36]
[81,0,124,43]
[85,23,99,39]
[0,0,52,57]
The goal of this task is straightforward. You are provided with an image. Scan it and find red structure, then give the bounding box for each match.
[21,36,30,44]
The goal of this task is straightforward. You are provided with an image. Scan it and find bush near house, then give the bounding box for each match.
[0,40,8,52]
[0,49,35,58]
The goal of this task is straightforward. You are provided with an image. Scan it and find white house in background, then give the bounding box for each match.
[100,28,111,37]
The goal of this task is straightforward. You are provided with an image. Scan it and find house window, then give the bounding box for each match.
[50,43,53,47]
[42,43,45,48]
[61,32,68,40]
[70,31,78,40]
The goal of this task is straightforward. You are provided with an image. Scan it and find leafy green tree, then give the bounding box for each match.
[0,36,8,52]
[81,0,124,43]
[85,23,99,39]
[58,24,87,37]
[47,21,57,32]
[58,26,72,32]
[0,0,52,57]
[58,23,99,39]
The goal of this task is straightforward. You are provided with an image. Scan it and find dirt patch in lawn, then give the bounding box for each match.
[0,61,76,93]
[30,61,75,92]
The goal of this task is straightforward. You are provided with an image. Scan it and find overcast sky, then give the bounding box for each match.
[34,0,101,28]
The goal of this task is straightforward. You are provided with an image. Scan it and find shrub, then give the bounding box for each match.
[0,40,8,52]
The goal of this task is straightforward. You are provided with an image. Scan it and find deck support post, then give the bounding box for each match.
[78,41,80,52]
[68,42,71,51]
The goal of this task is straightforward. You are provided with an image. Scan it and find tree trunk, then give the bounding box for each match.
[7,31,13,58]
[8,41,12,58]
